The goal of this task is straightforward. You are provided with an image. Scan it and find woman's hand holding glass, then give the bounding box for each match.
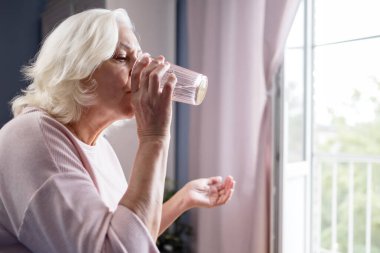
[130,54,177,142]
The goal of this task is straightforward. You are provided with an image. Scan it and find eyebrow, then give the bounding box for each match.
[119,43,142,53]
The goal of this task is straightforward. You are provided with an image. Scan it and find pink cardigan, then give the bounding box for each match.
[0,108,159,253]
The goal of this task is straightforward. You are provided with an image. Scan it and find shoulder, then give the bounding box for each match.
[0,108,87,179]
[0,109,88,232]
[0,109,51,165]
[1,108,44,139]
[0,108,74,157]
[0,108,67,141]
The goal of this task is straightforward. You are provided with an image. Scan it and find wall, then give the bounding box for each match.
[0,0,46,127]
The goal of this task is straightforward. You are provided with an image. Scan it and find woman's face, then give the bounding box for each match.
[90,21,141,120]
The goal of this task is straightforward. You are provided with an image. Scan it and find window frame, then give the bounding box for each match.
[272,0,314,252]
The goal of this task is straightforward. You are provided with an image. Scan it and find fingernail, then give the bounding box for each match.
[168,73,177,81]
[138,53,150,62]
[141,56,149,63]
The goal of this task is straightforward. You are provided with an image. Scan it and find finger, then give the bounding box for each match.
[155,55,165,64]
[140,56,166,93]
[218,188,226,196]
[230,179,236,190]
[222,189,234,204]
[148,62,170,97]
[131,54,150,93]
[218,188,234,205]
[224,176,235,190]
[224,175,234,185]
[160,73,176,106]
[217,178,229,190]
[141,60,162,93]
[214,176,233,191]
[217,178,234,201]
[208,176,223,185]
[209,185,219,194]
[217,183,225,191]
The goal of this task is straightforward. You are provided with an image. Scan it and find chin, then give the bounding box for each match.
[116,102,134,118]
[124,113,135,120]
[120,109,135,119]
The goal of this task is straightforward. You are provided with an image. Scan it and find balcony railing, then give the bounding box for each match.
[313,154,380,253]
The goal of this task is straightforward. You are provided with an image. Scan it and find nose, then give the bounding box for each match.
[129,51,143,73]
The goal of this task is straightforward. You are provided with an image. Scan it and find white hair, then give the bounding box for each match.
[11,8,134,124]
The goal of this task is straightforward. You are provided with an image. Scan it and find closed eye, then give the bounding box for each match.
[114,56,129,63]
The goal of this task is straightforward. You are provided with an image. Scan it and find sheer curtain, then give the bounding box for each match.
[187,0,300,252]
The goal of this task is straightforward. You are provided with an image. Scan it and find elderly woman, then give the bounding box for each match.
[0,8,235,253]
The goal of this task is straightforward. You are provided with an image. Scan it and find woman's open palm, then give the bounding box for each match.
[185,176,235,209]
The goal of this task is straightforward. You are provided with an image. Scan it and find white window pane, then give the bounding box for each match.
[284,48,305,162]
[314,38,380,153]
[315,0,380,45]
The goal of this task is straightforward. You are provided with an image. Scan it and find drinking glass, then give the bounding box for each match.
[161,63,208,105]
[134,54,208,105]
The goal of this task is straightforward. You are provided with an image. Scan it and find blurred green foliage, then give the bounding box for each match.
[316,80,380,253]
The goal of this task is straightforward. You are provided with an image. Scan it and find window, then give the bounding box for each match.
[282,0,380,253]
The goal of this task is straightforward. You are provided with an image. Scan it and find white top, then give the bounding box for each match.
[75,136,127,211]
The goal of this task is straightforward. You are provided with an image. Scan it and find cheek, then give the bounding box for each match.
[104,70,129,91]
[95,79,125,103]
[113,68,129,86]
[117,69,131,90]
[92,64,131,103]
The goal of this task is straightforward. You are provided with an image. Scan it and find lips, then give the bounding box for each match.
[124,85,132,93]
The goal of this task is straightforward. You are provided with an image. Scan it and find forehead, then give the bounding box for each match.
[117,22,140,51]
